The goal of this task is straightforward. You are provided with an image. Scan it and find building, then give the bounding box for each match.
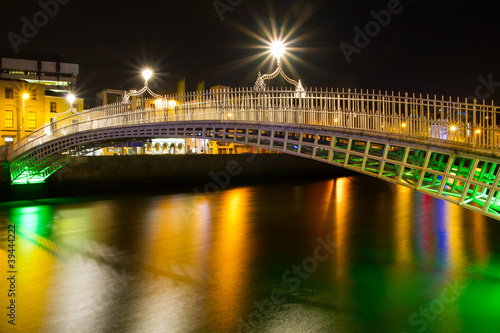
[0,51,83,146]
[96,89,126,106]
[1,50,78,93]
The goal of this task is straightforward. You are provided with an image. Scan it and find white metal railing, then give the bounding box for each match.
[7,87,500,161]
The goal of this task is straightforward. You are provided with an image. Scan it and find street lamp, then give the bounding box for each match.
[123,68,164,103]
[52,93,79,122]
[21,93,29,132]
[142,69,153,82]
[67,93,76,105]
[254,39,305,97]
[270,40,285,59]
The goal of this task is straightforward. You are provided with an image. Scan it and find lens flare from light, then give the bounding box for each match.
[142,69,153,82]
[270,40,285,59]
[66,93,76,105]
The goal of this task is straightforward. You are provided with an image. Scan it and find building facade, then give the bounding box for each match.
[0,51,82,146]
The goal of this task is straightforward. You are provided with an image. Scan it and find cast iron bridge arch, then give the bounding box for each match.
[6,87,500,220]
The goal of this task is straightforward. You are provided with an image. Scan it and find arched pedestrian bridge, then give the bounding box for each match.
[6,87,500,220]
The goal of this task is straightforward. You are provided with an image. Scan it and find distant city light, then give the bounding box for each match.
[402,123,407,128]
[168,100,177,108]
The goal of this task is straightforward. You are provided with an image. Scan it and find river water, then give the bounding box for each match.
[1,175,499,333]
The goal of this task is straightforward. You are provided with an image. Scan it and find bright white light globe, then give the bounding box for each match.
[142,69,153,81]
[271,41,285,59]
[67,94,76,104]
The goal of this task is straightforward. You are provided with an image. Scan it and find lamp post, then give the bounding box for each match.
[254,40,305,97]
[20,93,29,136]
[123,69,164,103]
[52,93,77,122]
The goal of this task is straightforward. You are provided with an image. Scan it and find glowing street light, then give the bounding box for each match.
[450,125,457,132]
[21,93,29,132]
[254,39,305,97]
[52,93,79,122]
[142,69,153,82]
[270,40,285,59]
[168,100,177,109]
[67,93,76,105]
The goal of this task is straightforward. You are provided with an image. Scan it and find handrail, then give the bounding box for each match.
[7,87,500,161]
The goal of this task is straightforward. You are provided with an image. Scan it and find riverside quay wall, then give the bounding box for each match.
[4,154,356,200]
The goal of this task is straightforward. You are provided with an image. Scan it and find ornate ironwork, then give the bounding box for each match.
[254,58,305,97]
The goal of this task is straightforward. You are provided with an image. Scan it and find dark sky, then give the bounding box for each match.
[2,0,499,105]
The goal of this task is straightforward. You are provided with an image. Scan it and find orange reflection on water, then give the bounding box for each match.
[445,203,466,272]
[209,187,253,331]
[332,177,351,315]
[394,185,413,265]
[142,195,200,281]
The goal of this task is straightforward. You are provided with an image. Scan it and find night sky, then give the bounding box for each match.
[2,0,499,106]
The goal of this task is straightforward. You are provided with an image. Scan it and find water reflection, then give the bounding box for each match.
[209,188,253,331]
[0,176,499,333]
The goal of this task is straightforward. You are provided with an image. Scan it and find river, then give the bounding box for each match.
[1,175,499,332]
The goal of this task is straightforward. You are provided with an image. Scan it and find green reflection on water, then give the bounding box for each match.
[10,205,53,243]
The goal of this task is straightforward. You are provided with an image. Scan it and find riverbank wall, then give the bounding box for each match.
[3,154,356,201]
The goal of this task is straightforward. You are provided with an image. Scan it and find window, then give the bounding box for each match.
[32,90,36,100]
[5,88,13,99]
[50,102,57,113]
[28,111,36,129]
[72,103,79,111]
[5,110,13,128]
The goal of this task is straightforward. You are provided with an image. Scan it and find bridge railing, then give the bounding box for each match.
[7,87,500,161]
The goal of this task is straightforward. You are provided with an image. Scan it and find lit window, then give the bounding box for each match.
[5,110,13,128]
[5,88,13,99]
[50,102,57,113]
[28,111,36,129]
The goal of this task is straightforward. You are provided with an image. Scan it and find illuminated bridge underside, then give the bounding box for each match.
[9,121,500,220]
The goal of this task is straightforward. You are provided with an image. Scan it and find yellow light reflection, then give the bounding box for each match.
[446,203,466,272]
[332,178,352,313]
[209,188,253,330]
[132,195,210,332]
[394,186,413,265]
[6,206,55,330]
